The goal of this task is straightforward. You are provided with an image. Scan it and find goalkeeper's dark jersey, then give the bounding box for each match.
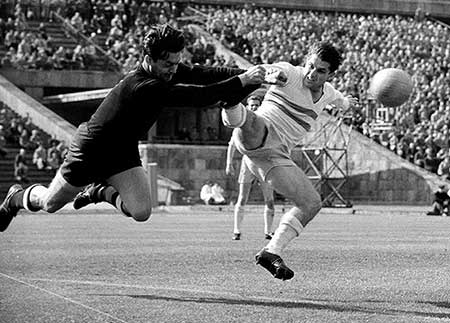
[61,63,256,186]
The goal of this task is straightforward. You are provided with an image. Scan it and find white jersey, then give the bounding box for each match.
[257,62,347,151]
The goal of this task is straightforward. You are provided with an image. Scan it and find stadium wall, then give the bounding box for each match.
[140,113,447,206]
[0,74,76,143]
[180,0,450,18]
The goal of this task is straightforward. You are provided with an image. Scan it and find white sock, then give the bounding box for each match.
[233,205,244,234]
[263,206,274,234]
[265,223,300,255]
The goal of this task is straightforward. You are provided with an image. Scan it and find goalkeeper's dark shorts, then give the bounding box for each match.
[60,123,142,187]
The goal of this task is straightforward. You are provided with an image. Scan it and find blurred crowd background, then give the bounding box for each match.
[0,0,450,180]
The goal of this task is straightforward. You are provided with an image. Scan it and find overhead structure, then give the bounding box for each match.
[300,109,353,207]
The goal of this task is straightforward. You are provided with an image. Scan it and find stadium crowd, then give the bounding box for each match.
[0,103,67,183]
[201,4,450,178]
[1,1,450,178]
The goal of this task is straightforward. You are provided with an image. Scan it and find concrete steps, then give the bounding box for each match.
[0,146,54,199]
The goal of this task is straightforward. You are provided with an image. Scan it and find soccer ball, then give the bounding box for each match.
[368,68,413,107]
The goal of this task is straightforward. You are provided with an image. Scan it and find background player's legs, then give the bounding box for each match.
[106,166,152,222]
[233,182,252,238]
[260,182,275,236]
[264,165,322,255]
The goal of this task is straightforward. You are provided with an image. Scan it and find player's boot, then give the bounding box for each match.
[232,233,241,240]
[72,183,105,210]
[0,184,24,232]
[264,233,273,240]
[255,248,294,280]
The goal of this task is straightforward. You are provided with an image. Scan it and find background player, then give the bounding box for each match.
[226,95,275,241]
[0,24,267,232]
[222,42,358,280]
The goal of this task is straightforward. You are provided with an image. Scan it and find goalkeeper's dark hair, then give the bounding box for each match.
[142,24,185,60]
[308,42,343,73]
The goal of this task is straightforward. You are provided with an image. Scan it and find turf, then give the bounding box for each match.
[0,206,449,323]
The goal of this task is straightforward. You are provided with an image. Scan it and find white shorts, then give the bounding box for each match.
[232,121,297,181]
[238,157,257,184]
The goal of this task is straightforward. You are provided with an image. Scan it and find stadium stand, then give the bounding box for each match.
[0,102,59,197]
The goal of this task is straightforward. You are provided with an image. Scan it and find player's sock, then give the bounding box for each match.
[233,205,244,234]
[221,103,247,128]
[263,205,274,235]
[265,224,299,255]
[98,185,118,204]
[22,184,45,212]
[266,208,304,255]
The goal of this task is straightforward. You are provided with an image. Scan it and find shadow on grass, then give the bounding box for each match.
[96,294,450,319]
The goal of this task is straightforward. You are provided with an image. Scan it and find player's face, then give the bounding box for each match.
[303,54,334,91]
[247,98,261,111]
[149,51,182,82]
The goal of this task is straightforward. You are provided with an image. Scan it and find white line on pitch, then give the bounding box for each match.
[0,272,130,323]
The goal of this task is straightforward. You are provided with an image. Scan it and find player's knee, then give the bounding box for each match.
[130,206,152,222]
[221,103,247,128]
[41,199,64,213]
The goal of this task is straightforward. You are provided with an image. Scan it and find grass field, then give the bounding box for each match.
[1,205,449,323]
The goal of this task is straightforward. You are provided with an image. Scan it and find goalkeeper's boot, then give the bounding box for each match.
[73,183,105,210]
[255,248,294,281]
[0,184,23,232]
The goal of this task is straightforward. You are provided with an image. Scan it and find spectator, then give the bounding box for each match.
[424,147,439,173]
[56,140,68,160]
[46,149,61,171]
[426,184,449,216]
[414,147,425,168]
[70,12,84,31]
[32,142,47,170]
[18,128,33,150]
[14,148,29,183]
[437,155,450,180]
[200,182,226,205]
[0,125,7,158]
[47,139,60,161]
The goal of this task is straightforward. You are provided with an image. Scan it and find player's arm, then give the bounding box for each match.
[225,140,236,176]
[165,66,265,108]
[329,89,358,114]
[171,63,245,85]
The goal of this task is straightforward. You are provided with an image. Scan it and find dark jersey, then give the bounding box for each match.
[61,63,257,186]
[86,64,250,144]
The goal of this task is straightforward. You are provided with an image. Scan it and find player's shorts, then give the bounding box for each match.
[60,123,142,187]
[232,120,297,182]
[238,158,257,184]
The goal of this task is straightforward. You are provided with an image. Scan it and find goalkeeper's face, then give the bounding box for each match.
[148,51,182,82]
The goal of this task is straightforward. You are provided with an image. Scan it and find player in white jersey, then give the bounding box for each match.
[226,95,275,241]
[221,42,358,280]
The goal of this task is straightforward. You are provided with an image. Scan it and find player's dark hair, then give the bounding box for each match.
[308,42,342,73]
[142,24,185,60]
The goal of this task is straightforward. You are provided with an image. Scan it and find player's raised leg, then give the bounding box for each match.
[222,104,268,151]
[74,166,152,221]
[0,170,85,231]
